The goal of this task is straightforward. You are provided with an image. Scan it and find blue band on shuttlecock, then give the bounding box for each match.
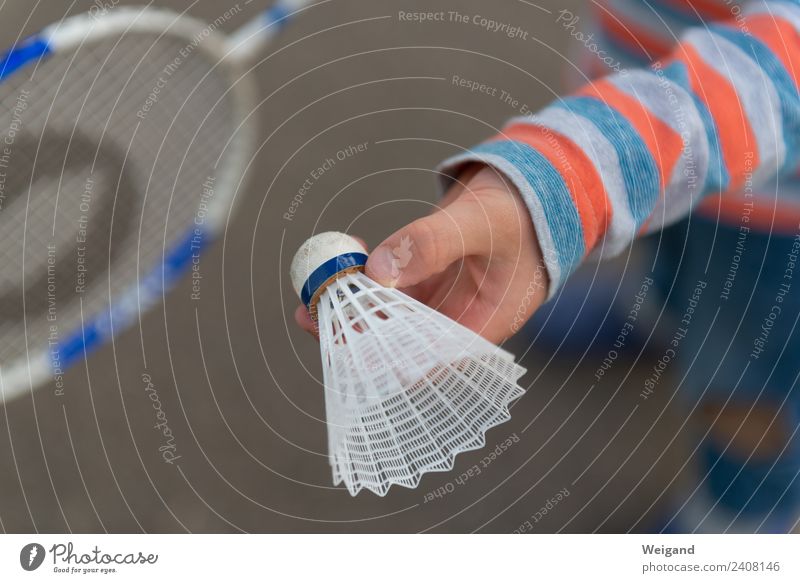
[301,252,368,308]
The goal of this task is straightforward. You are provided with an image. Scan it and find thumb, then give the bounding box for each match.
[366,197,492,287]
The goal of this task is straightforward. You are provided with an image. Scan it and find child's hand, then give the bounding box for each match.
[294,165,548,343]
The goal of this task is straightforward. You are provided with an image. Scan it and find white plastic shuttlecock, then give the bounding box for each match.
[291,232,526,496]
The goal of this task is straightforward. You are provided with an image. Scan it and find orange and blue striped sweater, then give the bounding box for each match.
[441,0,800,297]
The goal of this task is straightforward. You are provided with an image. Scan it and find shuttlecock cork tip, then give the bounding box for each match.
[291,232,368,307]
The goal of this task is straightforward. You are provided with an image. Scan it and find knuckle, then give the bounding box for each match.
[409,218,448,270]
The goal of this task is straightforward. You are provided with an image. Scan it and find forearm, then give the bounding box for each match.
[440,0,800,298]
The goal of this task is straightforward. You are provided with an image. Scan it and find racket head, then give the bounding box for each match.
[0,6,260,401]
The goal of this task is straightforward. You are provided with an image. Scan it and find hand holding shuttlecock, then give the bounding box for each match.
[291,232,527,496]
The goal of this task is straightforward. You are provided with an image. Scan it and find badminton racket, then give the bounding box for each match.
[0,0,311,402]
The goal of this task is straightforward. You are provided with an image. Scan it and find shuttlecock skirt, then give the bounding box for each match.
[317,272,526,496]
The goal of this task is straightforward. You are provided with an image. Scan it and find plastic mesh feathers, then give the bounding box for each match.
[317,272,526,496]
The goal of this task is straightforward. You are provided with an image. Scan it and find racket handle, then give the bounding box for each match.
[226,0,310,63]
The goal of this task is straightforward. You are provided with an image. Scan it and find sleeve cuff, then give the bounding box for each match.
[437,140,587,301]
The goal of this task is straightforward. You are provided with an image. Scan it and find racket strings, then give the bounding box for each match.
[0,32,238,366]
[0,131,137,318]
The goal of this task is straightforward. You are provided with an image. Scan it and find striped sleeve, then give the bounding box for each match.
[438,0,800,299]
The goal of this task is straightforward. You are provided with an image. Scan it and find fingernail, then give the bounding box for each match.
[367,246,396,286]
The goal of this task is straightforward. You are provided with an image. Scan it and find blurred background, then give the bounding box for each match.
[0,0,691,533]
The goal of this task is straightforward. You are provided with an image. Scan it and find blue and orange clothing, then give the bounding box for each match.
[441,0,800,297]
